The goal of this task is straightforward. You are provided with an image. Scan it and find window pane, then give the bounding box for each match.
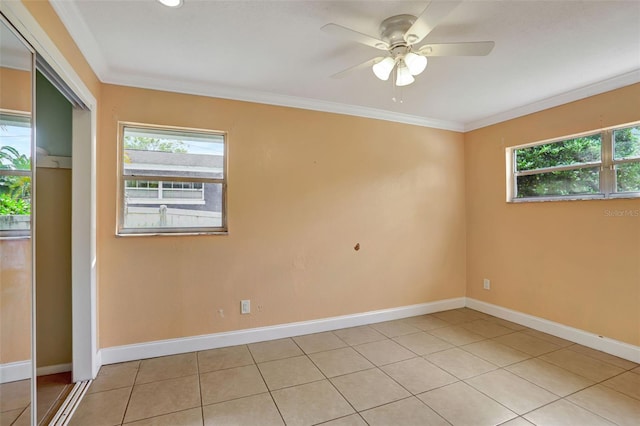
[614,125,640,160]
[516,134,601,172]
[616,162,640,193]
[124,182,222,229]
[516,167,599,198]
[0,175,31,231]
[123,127,224,179]
[1,113,31,171]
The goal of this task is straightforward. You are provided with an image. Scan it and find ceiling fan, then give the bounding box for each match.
[322,0,494,87]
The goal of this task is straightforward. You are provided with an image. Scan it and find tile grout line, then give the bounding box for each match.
[290,332,366,424]
[320,326,457,423]
[300,334,364,422]
[118,360,141,425]
[453,341,584,420]
[11,404,30,426]
[247,341,288,425]
[463,342,636,425]
[400,317,575,423]
[410,334,526,423]
[518,393,613,425]
[195,351,204,426]
[369,362,455,424]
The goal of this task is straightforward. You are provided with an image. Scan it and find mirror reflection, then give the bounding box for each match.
[0,15,34,426]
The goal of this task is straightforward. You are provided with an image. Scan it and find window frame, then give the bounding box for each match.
[0,110,32,239]
[507,122,640,202]
[117,122,228,236]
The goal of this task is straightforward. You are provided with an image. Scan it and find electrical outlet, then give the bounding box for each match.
[240,299,250,314]
[483,279,491,290]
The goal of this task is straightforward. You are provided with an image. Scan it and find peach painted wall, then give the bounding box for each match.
[0,66,32,364]
[465,83,640,346]
[98,84,467,348]
[0,67,31,112]
[0,240,31,364]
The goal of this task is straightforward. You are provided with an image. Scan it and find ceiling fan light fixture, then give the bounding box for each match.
[405,52,427,76]
[372,57,396,81]
[395,61,415,86]
[158,0,183,7]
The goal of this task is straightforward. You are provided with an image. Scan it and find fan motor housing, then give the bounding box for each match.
[379,14,417,47]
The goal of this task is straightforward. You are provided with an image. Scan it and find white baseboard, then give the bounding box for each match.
[0,360,31,383]
[99,296,639,367]
[37,363,72,377]
[466,298,640,363]
[94,349,102,378]
[100,297,466,365]
[1,362,72,383]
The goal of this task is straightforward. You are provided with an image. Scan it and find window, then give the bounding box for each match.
[0,111,31,237]
[508,123,640,201]
[118,123,226,235]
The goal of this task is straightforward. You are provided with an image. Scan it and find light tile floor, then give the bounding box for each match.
[67,308,639,425]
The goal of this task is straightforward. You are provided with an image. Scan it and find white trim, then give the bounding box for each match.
[466,298,640,363]
[36,363,72,377]
[98,296,639,370]
[0,360,31,383]
[72,108,99,381]
[48,0,108,79]
[49,379,91,426]
[111,77,465,132]
[100,298,465,364]
[465,70,640,131]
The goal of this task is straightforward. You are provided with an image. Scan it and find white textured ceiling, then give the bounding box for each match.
[51,0,640,131]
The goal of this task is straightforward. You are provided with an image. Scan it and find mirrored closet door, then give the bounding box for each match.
[0,14,35,426]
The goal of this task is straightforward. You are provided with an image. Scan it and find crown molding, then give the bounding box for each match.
[464,69,640,132]
[103,71,465,132]
[49,0,109,79]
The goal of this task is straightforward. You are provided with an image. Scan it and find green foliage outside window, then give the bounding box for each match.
[614,127,640,192]
[516,135,601,197]
[515,126,640,197]
[0,193,30,215]
[124,136,187,153]
[516,135,602,171]
[0,145,31,216]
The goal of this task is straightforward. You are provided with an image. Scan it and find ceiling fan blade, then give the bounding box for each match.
[330,57,383,79]
[418,41,495,56]
[404,0,462,45]
[322,23,389,50]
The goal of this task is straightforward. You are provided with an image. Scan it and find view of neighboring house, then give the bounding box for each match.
[123,149,224,229]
